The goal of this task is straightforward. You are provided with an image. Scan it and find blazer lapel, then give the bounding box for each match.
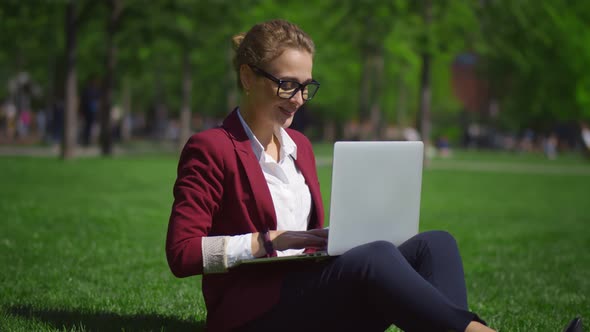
[293,155,324,230]
[222,110,278,231]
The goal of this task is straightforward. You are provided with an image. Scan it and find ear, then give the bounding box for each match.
[239,64,255,91]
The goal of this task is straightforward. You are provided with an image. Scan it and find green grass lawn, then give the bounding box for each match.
[1,149,589,331]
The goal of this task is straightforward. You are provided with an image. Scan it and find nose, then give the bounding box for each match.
[288,89,305,107]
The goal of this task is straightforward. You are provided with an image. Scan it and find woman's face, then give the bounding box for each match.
[246,48,313,129]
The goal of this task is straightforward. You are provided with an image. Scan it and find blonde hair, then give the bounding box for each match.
[232,19,315,90]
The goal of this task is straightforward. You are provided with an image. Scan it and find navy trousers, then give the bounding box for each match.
[239,231,485,332]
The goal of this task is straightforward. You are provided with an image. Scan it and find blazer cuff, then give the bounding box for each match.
[202,236,229,274]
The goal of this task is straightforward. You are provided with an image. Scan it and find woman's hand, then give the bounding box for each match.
[252,228,329,258]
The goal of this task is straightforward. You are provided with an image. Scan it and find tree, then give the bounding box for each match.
[63,0,102,158]
[0,0,64,147]
[99,0,123,156]
[408,0,480,147]
[310,0,403,139]
[62,0,77,159]
[417,0,433,148]
[479,0,590,131]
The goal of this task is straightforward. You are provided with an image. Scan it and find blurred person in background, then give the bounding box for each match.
[581,123,590,146]
[581,122,590,157]
[0,100,6,139]
[17,108,31,139]
[36,108,47,142]
[80,77,100,146]
[50,100,64,144]
[3,100,17,141]
[437,135,452,158]
[544,133,558,160]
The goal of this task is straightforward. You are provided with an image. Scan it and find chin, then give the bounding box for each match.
[282,118,294,128]
[275,107,296,128]
[273,117,294,129]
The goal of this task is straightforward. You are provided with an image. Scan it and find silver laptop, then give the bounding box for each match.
[235,141,424,266]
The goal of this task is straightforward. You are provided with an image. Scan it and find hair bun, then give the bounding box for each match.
[232,33,246,51]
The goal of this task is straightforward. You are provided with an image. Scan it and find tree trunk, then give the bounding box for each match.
[100,0,122,156]
[419,52,432,146]
[179,48,192,151]
[323,120,336,142]
[226,45,238,113]
[418,0,433,150]
[153,66,167,141]
[358,51,372,123]
[61,0,77,160]
[396,70,407,128]
[370,51,384,139]
[121,78,131,141]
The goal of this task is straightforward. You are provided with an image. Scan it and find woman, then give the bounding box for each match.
[166,19,582,332]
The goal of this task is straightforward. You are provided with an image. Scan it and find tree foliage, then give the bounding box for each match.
[0,0,588,145]
[479,0,590,130]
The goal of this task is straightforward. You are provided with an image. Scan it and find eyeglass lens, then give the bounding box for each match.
[278,81,319,100]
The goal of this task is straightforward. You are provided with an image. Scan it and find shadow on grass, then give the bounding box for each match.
[7,305,205,331]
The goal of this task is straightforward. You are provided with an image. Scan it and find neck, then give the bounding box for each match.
[240,104,276,149]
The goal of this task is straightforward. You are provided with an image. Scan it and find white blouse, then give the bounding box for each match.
[222,110,312,267]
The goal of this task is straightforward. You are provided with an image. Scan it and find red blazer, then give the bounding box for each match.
[166,109,325,331]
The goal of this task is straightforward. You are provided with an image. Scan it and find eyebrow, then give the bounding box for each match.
[279,76,315,84]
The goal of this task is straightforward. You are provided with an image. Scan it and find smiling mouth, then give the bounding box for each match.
[279,107,296,116]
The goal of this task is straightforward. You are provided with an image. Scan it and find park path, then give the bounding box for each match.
[428,159,590,176]
[0,143,177,158]
[0,145,103,157]
[2,146,589,176]
[316,157,590,176]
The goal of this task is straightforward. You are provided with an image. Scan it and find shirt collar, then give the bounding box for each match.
[237,109,298,162]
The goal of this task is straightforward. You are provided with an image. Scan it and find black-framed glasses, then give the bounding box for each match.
[250,65,320,101]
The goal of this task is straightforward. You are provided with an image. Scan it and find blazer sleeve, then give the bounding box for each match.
[166,133,225,277]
